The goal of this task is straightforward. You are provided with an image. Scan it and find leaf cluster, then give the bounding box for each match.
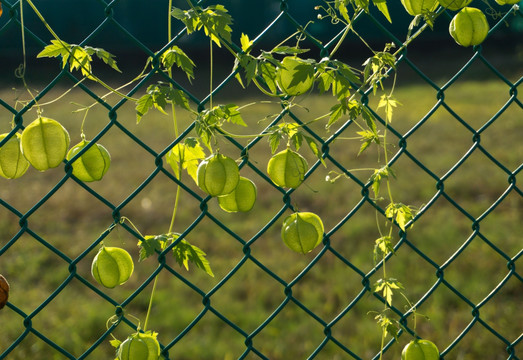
[266,122,324,165]
[172,5,233,47]
[37,40,121,79]
[138,233,214,277]
[135,83,190,123]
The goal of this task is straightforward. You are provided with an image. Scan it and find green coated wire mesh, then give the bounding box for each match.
[0,0,522,359]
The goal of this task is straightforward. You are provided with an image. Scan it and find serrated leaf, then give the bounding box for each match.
[304,135,326,167]
[166,138,206,181]
[240,33,252,53]
[161,46,195,82]
[268,131,283,153]
[336,2,351,23]
[135,93,154,123]
[199,5,233,47]
[373,278,404,306]
[221,104,246,127]
[385,203,414,231]
[172,240,214,277]
[372,0,391,23]
[378,94,401,123]
[328,103,346,128]
[169,88,191,111]
[37,39,70,61]
[87,46,121,72]
[373,235,394,263]
[272,46,309,55]
[138,234,170,261]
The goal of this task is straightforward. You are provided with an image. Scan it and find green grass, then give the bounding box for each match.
[0,75,521,360]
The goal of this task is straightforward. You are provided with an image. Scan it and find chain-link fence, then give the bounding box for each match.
[0,0,522,359]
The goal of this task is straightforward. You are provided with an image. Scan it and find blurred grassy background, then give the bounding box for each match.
[0,56,522,360]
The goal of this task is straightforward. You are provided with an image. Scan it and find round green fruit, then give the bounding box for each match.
[281,212,324,254]
[197,153,239,197]
[21,117,70,171]
[438,0,473,10]
[400,0,438,16]
[402,339,440,360]
[91,246,134,289]
[218,176,257,212]
[449,7,489,47]
[494,0,519,4]
[267,148,308,189]
[117,332,161,360]
[276,56,315,96]
[66,140,111,182]
[0,133,30,179]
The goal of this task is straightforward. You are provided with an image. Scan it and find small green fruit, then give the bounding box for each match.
[267,148,308,189]
[91,246,134,289]
[449,7,489,47]
[400,0,438,16]
[66,140,111,182]
[402,339,440,360]
[494,0,519,4]
[438,0,473,10]
[117,332,161,360]
[0,133,30,179]
[197,153,240,197]
[276,56,315,96]
[21,117,70,171]
[218,176,257,212]
[281,212,324,254]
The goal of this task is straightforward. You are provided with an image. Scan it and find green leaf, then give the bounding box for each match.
[385,203,415,231]
[220,104,246,127]
[169,88,191,111]
[160,46,196,82]
[361,107,377,134]
[368,165,393,197]
[335,1,351,23]
[171,7,202,34]
[276,57,315,96]
[198,5,233,47]
[138,234,169,261]
[258,61,278,94]
[356,130,380,155]
[318,70,335,94]
[304,135,326,167]
[378,94,401,123]
[328,103,346,128]
[373,278,404,306]
[271,46,309,55]
[109,339,122,349]
[172,239,214,277]
[166,138,206,182]
[239,55,257,87]
[136,83,191,123]
[86,46,121,72]
[240,33,252,53]
[268,129,283,153]
[372,0,392,23]
[37,39,70,61]
[373,235,394,263]
[374,313,399,340]
[136,93,154,124]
